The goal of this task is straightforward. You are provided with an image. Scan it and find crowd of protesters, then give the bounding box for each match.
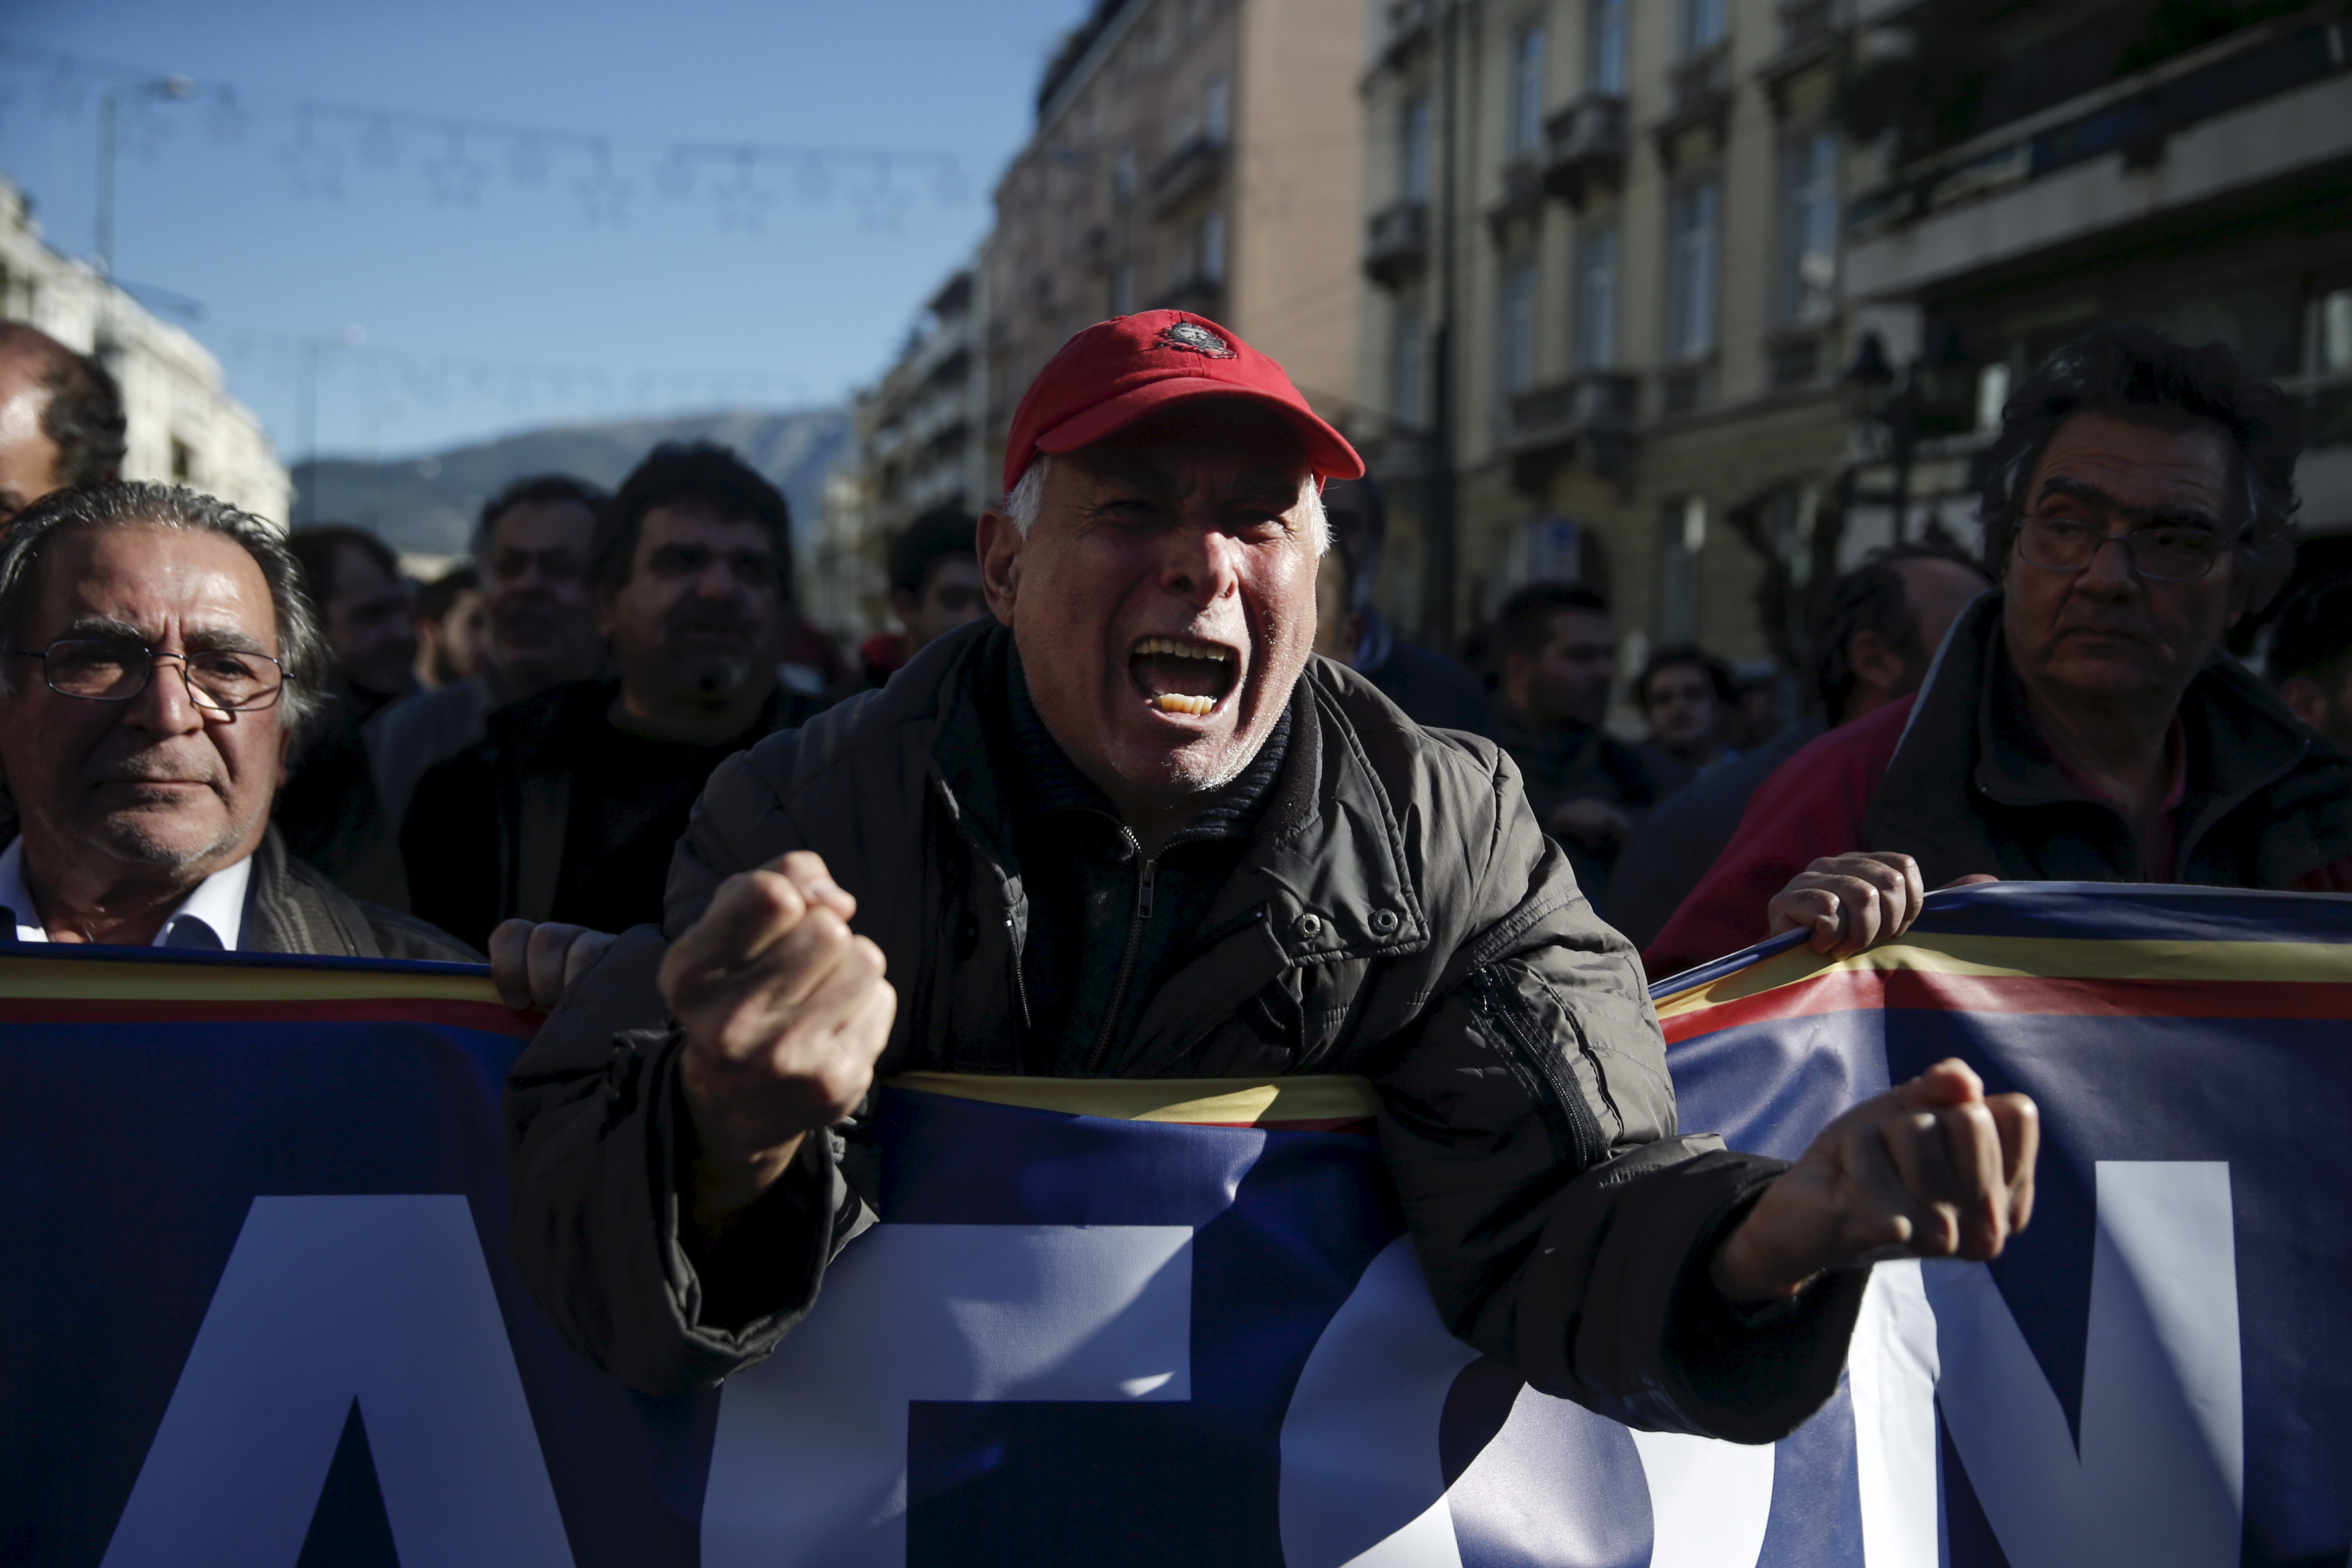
[7,303,2342,1449]
[0,316,2343,988]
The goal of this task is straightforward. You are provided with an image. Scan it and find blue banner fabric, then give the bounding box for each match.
[4,880,2347,1566]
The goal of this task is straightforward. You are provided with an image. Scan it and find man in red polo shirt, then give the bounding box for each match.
[1646,325,2352,979]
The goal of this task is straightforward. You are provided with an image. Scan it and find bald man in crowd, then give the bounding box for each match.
[0,324,125,526]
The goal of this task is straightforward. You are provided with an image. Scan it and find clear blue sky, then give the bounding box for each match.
[0,0,1088,460]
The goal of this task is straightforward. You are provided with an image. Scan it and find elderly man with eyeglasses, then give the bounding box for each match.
[0,483,476,958]
[1646,325,2352,977]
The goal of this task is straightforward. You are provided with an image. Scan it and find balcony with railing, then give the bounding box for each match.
[1149,137,1226,217]
[1500,371,1640,490]
[1379,0,1434,70]
[1487,159,1545,236]
[1541,94,1627,206]
[1672,42,1732,112]
[1846,5,2352,280]
[1362,199,1430,291]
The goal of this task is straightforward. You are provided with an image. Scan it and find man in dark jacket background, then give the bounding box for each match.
[501,311,2037,1447]
[273,525,417,905]
[364,474,609,838]
[1487,582,1656,910]
[1647,325,2351,976]
[858,505,988,687]
[406,443,824,951]
[1610,544,1988,955]
[1316,475,1494,736]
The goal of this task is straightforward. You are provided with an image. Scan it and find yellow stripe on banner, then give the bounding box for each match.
[0,955,502,1006]
[885,1072,1381,1125]
[1652,933,2352,1023]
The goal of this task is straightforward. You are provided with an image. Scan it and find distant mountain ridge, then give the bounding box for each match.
[293,408,852,562]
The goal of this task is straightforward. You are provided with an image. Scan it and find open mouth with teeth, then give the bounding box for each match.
[1130,635,1238,717]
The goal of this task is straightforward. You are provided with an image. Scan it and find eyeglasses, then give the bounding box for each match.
[10,638,291,713]
[2014,514,2232,583]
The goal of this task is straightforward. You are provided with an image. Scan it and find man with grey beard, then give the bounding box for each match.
[404,443,823,951]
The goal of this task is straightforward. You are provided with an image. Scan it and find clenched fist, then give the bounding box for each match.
[662,850,897,1221]
[1711,1059,2039,1302]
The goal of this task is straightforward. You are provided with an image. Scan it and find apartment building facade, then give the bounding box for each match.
[0,177,289,525]
[1836,1,2352,593]
[1356,0,1881,676]
[981,0,1367,485]
[810,264,994,641]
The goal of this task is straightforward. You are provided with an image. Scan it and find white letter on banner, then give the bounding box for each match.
[100,1194,571,1568]
[1624,1429,1774,1568]
[1279,1237,1480,1568]
[1929,1160,2242,1568]
[1279,1235,1778,1568]
[1848,1259,1942,1568]
[699,1223,1192,1568]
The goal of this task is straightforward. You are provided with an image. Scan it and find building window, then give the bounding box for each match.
[1777,131,1839,326]
[1401,96,1433,202]
[1204,74,1231,144]
[1666,179,1721,362]
[1683,0,1728,55]
[1575,219,1619,370]
[1112,260,1135,316]
[1658,497,1705,643]
[170,438,195,483]
[1508,21,1547,158]
[1587,0,1627,94]
[1393,302,1427,426]
[1499,254,1538,394]
[2319,286,2352,374]
[1113,143,1137,203]
[1200,208,1227,283]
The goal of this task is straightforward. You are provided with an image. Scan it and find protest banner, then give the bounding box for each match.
[3,882,2345,1565]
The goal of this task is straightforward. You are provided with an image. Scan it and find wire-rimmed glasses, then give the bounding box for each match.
[2013,514,2231,583]
[11,637,291,713]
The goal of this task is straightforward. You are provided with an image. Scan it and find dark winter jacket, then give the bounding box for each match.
[505,621,1865,1441]
[404,678,823,951]
[1646,593,2352,975]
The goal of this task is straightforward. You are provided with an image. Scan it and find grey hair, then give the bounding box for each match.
[1002,452,1333,554]
[1977,323,2302,617]
[0,483,331,732]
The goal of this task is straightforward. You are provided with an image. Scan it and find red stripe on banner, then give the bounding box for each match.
[0,997,544,1037]
[1663,971,2352,1042]
[1213,1117,1377,1133]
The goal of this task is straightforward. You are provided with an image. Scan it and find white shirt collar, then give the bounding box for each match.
[0,838,253,951]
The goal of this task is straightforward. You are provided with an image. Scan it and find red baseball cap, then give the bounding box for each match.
[1000,310,1364,497]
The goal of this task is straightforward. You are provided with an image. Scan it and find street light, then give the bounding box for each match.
[295,325,368,526]
[1842,327,1970,546]
[96,74,196,279]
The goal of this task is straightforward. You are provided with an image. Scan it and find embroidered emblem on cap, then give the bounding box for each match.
[1158,320,1237,358]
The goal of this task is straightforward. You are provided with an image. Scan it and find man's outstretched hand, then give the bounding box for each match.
[1711,1059,2039,1303]
[661,850,897,1225]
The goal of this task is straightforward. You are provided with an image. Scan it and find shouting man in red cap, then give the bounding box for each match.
[501,313,2037,1446]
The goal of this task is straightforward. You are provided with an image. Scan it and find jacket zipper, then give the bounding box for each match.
[1468,969,1608,1170]
[1083,832,1156,1074]
[1006,913,1033,1031]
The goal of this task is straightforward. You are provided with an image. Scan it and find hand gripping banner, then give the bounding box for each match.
[3,881,2348,1566]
